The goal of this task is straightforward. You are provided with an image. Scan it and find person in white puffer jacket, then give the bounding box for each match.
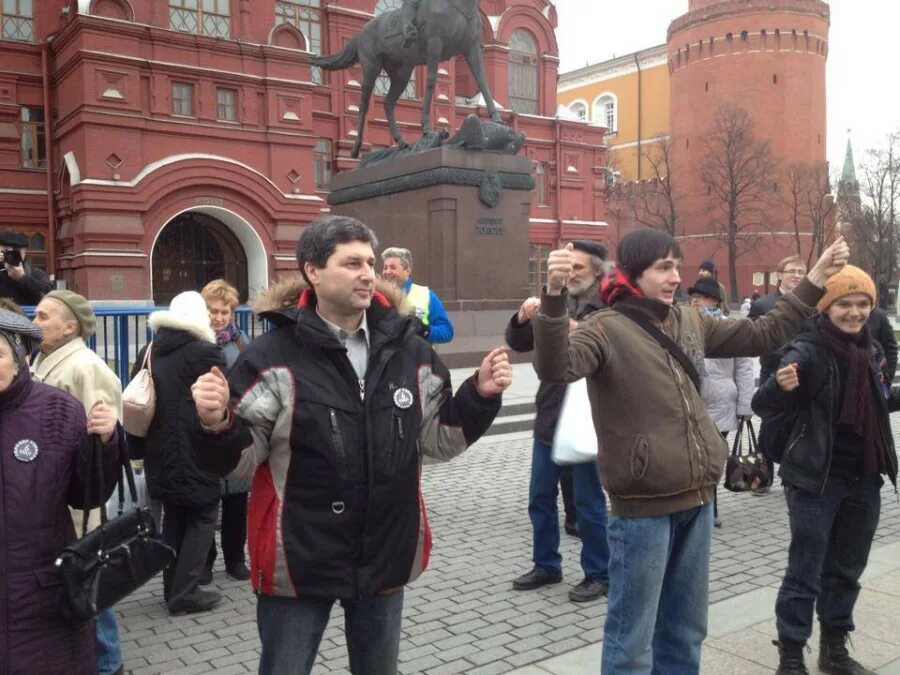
[688,277,755,527]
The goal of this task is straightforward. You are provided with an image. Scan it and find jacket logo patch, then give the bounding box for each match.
[13,439,39,462]
[393,387,414,409]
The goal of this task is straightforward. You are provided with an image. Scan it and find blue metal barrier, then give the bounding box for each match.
[22,305,265,386]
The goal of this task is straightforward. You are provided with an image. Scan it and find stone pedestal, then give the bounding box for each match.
[327,146,533,302]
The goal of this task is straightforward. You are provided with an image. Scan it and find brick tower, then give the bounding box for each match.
[667,0,830,297]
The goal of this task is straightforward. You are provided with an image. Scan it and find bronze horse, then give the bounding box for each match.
[311,0,502,158]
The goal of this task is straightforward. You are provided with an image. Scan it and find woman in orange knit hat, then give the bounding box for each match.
[752,265,898,675]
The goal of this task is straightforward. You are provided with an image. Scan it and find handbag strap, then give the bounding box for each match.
[730,419,744,457]
[80,426,134,536]
[615,307,702,393]
[141,341,153,375]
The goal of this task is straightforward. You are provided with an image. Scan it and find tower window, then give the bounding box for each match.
[773,73,778,84]
[508,29,539,115]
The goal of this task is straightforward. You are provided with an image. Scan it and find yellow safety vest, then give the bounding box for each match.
[406,283,431,326]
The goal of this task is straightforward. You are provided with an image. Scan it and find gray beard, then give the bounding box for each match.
[567,278,601,317]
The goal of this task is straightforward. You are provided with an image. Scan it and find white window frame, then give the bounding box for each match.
[592,92,618,133]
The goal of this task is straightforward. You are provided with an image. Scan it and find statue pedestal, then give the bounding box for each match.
[327,146,534,303]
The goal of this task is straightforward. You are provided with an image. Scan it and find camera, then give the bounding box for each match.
[2,248,22,267]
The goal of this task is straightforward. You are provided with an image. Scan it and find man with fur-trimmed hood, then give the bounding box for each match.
[190,215,512,674]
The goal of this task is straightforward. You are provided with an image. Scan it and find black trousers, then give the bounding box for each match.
[206,491,248,570]
[162,501,218,609]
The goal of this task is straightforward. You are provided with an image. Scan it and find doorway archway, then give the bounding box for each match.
[151,211,249,305]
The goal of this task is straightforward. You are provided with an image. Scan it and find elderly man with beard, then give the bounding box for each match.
[507,240,611,603]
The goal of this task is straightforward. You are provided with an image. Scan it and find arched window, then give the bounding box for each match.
[275,0,324,83]
[569,101,588,121]
[508,29,538,114]
[373,0,417,99]
[593,93,617,133]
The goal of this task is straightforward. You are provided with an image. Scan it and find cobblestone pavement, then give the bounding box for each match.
[117,425,900,675]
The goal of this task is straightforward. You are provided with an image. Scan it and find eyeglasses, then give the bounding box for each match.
[780,268,806,276]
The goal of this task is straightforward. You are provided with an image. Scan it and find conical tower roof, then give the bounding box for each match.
[841,137,857,184]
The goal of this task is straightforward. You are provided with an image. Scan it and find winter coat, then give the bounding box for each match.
[532,278,824,518]
[867,307,898,382]
[699,312,755,433]
[0,369,120,674]
[128,326,225,507]
[751,321,899,495]
[31,336,124,531]
[505,291,604,445]
[748,288,786,385]
[0,261,53,306]
[193,278,501,601]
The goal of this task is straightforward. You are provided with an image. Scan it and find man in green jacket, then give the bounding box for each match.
[532,228,849,675]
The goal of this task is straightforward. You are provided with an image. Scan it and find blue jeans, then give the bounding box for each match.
[95,608,122,675]
[257,591,404,675]
[528,439,610,580]
[776,475,881,645]
[602,504,714,675]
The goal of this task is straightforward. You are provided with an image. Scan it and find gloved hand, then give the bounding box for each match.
[413,316,430,339]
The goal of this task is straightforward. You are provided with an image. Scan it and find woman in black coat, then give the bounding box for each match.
[129,291,225,615]
[752,266,898,675]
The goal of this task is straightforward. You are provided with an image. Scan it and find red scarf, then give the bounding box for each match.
[599,267,644,307]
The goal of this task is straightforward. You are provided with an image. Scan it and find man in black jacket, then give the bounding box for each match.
[0,232,53,305]
[867,306,897,382]
[190,216,511,675]
[508,239,611,603]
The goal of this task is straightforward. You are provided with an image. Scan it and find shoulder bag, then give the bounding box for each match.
[122,342,155,437]
[615,307,702,393]
[55,433,175,621]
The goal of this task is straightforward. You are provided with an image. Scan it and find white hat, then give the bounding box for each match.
[148,291,215,343]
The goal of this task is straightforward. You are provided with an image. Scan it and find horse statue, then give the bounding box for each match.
[311,0,502,158]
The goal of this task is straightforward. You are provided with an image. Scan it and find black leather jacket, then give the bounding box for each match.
[752,322,899,495]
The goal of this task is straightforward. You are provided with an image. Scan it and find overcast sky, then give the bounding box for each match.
[554,0,900,171]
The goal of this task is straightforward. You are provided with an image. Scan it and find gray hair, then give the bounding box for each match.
[381,247,412,270]
[295,215,379,284]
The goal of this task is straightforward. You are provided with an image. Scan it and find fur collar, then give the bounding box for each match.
[253,276,408,315]
[148,309,215,343]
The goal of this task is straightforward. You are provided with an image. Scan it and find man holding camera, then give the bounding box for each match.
[0,232,53,305]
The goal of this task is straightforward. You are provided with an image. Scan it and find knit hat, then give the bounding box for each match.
[699,260,715,273]
[817,265,876,312]
[0,308,42,367]
[45,290,97,340]
[148,291,215,343]
[687,276,723,301]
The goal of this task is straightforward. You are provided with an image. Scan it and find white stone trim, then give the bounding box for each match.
[0,188,47,195]
[57,250,148,259]
[77,153,324,202]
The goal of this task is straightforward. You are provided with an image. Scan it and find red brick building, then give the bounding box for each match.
[0,0,607,303]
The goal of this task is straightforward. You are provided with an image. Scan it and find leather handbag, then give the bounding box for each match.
[55,434,175,621]
[723,417,771,492]
[122,342,156,437]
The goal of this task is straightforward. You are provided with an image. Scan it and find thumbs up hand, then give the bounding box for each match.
[192,365,230,426]
[546,242,575,296]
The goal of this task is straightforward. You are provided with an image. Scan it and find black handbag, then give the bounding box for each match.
[723,417,771,492]
[55,433,175,621]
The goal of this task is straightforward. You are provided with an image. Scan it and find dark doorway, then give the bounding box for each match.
[152,211,248,305]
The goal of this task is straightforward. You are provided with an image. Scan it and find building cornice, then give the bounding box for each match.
[558,44,668,92]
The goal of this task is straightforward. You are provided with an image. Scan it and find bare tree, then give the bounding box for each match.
[851,132,900,301]
[624,138,680,236]
[779,161,836,266]
[699,105,778,302]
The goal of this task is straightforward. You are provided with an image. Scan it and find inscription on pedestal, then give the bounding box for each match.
[475,217,505,235]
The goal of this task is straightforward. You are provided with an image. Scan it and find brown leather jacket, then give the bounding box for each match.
[533,278,824,518]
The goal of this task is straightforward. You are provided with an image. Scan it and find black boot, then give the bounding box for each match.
[774,639,809,675]
[818,629,876,675]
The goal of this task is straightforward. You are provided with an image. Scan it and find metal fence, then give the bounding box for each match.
[23,306,268,385]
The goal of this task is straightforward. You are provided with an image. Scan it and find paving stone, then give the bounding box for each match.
[117,427,900,675]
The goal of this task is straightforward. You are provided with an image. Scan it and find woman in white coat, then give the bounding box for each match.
[688,277,755,527]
